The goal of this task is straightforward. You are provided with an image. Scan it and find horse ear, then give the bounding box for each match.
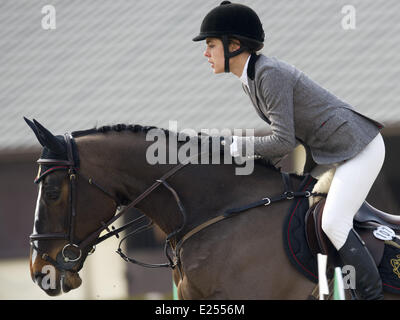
[30,118,66,155]
[24,116,46,147]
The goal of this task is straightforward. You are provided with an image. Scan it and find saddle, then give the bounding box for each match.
[281,172,400,295]
[280,146,400,294]
[303,198,400,294]
[305,199,400,265]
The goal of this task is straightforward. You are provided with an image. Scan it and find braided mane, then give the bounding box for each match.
[71,123,281,173]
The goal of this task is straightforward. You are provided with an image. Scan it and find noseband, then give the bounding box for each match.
[30,133,191,272]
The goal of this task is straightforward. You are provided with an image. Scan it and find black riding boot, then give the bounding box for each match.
[338,229,384,300]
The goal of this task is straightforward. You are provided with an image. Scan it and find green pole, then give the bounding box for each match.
[333,267,345,300]
[173,277,178,300]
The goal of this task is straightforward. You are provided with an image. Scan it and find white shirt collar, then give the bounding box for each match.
[239,55,251,88]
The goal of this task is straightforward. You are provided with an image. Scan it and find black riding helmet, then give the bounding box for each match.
[193,1,265,72]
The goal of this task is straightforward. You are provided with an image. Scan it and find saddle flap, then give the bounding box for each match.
[305,199,385,267]
[305,202,320,256]
[305,200,335,257]
[355,226,385,266]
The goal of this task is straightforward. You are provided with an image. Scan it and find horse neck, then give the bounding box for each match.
[76,131,291,239]
[76,130,189,236]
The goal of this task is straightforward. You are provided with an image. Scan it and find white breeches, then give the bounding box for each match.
[320,133,385,250]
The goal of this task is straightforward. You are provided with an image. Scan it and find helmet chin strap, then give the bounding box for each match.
[221,35,248,73]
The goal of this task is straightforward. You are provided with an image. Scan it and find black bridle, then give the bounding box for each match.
[30,133,191,272]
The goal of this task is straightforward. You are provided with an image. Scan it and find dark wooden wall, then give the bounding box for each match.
[0,153,39,259]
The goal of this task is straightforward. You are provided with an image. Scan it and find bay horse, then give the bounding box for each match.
[25,118,399,299]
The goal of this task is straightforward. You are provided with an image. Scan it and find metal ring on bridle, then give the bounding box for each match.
[263,197,271,206]
[284,191,294,200]
[62,243,82,262]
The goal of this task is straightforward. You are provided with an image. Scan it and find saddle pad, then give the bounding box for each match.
[282,175,319,283]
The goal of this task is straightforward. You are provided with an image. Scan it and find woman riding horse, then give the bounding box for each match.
[192,1,386,300]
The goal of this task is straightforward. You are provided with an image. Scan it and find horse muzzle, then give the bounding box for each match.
[30,243,84,295]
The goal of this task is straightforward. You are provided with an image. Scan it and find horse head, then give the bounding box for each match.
[24,118,117,296]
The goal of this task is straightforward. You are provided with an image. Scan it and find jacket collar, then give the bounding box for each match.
[239,55,251,88]
[247,53,261,81]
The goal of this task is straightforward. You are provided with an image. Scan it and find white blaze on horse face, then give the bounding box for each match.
[31,245,38,264]
[33,182,42,235]
[31,183,43,265]
[35,165,42,182]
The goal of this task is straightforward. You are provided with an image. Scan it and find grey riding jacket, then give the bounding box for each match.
[239,54,383,165]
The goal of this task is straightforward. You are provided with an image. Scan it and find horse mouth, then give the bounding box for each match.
[33,270,82,296]
[61,271,82,293]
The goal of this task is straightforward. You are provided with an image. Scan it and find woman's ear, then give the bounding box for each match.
[229,40,241,52]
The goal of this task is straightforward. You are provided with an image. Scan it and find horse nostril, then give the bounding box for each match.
[33,272,43,284]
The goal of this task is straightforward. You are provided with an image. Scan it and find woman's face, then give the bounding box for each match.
[204,37,241,74]
[204,38,226,74]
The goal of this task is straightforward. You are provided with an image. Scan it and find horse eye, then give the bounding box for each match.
[44,187,61,200]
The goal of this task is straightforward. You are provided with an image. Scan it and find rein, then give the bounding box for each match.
[31,133,326,275]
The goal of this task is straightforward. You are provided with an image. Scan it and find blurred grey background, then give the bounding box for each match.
[0,0,399,299]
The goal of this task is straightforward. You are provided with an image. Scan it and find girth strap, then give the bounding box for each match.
[224,190,312,215]
[224,173,315,215]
